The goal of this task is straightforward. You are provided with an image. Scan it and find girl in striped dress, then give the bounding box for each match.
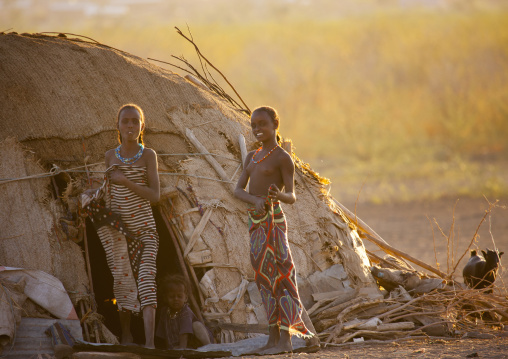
[83,104,160,348]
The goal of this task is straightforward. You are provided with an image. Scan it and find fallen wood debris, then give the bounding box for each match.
[300,198,507,347]
[310,280,508,346]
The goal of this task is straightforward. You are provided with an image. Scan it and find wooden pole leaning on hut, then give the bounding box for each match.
[238,134,249,193]
[79,301,91,342]
[185,128,235,193]
[332,199,447,279]
[362,231,447,279]
[82,222,102,343]
[158,204,204,323]
[163,197,206,307]
[82,221,95,304]
[158,191,204,294]
[238,134,248,166]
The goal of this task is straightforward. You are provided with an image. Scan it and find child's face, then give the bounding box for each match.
[251,111,278,142]
[166,283,188,311]
[117,108,144,143]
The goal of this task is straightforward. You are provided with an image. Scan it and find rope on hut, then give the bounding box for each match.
[0,166,236,185]
[157,152,241,162]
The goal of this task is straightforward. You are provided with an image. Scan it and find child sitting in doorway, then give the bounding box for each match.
[156,275,213,350]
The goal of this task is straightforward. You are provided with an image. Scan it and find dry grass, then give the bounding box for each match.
[6,5,508,201]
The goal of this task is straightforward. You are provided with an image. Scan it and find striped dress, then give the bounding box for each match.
[87,165,158,312]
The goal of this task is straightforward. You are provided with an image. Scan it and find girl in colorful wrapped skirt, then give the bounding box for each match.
[234,106,314,354]
[82,104,160,348]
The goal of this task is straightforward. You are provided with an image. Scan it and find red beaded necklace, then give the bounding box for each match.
[251,145,279,164]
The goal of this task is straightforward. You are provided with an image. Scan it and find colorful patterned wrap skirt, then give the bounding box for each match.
[248,198,313,338]
[86,165,158,313]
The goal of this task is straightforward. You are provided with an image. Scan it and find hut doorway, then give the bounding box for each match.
[85,204,181,344]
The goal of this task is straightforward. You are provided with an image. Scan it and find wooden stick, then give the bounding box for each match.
[94,323,101,344]
[79,301,91,342]
[385,310,446,324]
[175,26,251,114]
[307,298,335,316]
[332,198,389,247]
[82,220,95,301]
[158,206,204,323]
[311,290,358,320]
[406,321,454,336]
[186,128,235,192]
[184,208,212,257]
[167,215,206,308]
[238,134,248,166]
[478,300,508,321]
[335,329,419,344]
[315,318,337,333]
[366,249,412,272]
[229,163,242,181]
[164,203,206,307]
[376,298,422,320]
[450,201,494,278]
[184,74,208,90]
[316,297,364,321]
[325,335,460,347]
[80,299,101,343]
[82,220,102,343]
[238,134,249,192]
[376,322,415,331]
[361,231,447,278]
[325,298,384,344]
[332,199,416,271]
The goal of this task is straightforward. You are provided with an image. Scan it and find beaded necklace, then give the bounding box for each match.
[115,143,144,165]
[251,145,279,164]
[168,307,181,319]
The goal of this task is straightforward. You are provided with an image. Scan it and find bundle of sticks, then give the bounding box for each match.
[311,279,508,346]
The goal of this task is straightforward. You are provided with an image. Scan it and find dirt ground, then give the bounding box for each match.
[234,337,508,358]
[248,195,508,359]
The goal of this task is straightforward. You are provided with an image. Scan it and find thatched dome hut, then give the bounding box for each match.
[0,33,378,342]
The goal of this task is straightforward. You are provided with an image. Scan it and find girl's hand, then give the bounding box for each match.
[268,184,280,201]
[254,197,266,215]
[109,167,128,185]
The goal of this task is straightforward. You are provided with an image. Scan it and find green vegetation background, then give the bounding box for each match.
[6,1,508,203]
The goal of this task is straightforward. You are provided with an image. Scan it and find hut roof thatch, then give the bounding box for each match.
[0,32,380,343]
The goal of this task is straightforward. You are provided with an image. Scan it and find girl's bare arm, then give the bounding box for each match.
[234,152,266,213]
[176,333,189,349]
[269,152,296,204]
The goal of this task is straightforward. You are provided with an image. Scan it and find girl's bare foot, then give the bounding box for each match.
[119,310,133,345]
[142,306,156,349]
[261,329,292,354]
[306,335,320,348]
[245,326,280,354]
[120,335,134,345]
[119,328,134,345]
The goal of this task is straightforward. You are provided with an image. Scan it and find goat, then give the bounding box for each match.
[463,249,503,293]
